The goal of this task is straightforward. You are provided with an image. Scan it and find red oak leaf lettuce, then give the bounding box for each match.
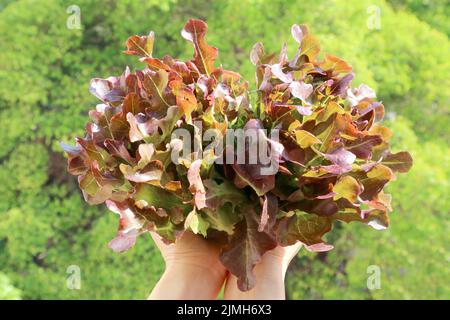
[62,20,412,291]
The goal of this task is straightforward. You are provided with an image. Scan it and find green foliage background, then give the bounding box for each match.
[0,0,448,299]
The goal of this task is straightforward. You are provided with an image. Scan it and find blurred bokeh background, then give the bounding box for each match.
[0,0,448,299]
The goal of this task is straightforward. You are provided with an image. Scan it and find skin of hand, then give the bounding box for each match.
[148,231,228,300]
[148,230,302,300]
[223,242,303,300]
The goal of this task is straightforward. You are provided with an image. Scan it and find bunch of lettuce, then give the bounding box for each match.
[62,19,412,291]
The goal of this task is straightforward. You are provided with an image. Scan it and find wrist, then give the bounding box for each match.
[165,260,226,284]
[149,261,226,300]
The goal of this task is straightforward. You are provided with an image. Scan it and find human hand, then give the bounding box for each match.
[148,231,227,300]
[148,230,302,300]
[223,243,302,300]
